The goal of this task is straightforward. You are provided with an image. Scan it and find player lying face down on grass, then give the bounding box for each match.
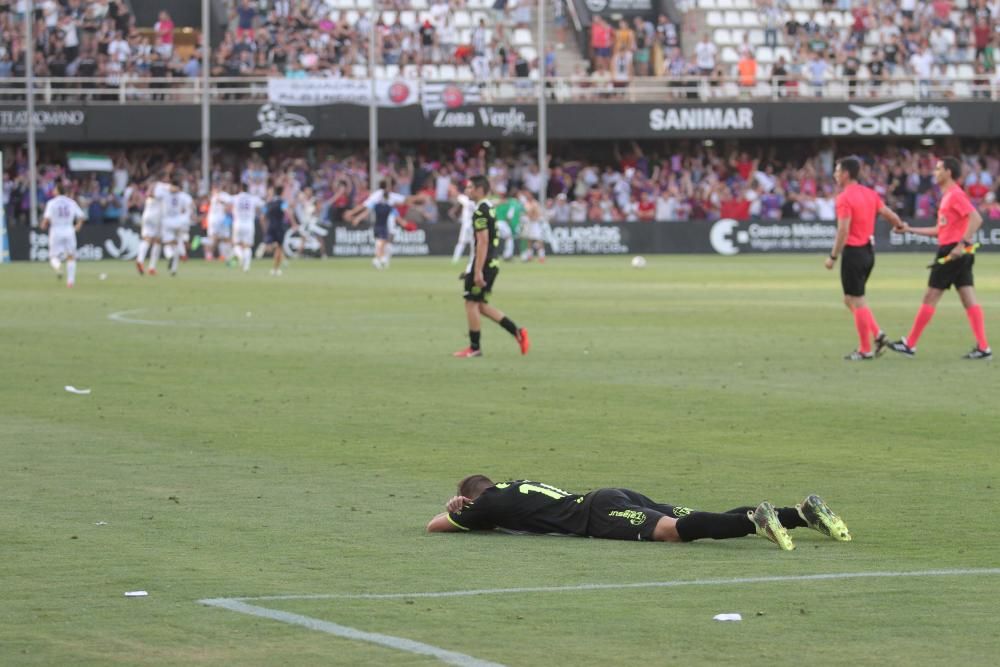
[426,476,852,551]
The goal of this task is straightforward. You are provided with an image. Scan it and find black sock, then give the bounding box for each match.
[675,511,755,542]
[498,317,519,337]
[724,506,755,515]
[777,507,807,529]
[469,330,481,350]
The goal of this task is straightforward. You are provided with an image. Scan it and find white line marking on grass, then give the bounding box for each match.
[199,598,505,667]
[199,569,1000,665]
[108,309,176,326]
[233,568,1000,602]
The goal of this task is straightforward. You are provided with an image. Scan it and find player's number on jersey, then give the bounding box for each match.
[519,482,571,500]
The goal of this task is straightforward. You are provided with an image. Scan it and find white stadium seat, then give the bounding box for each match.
[741,11,760,27]
[957,64,975,79]
[721,46,740,63]
[380,11,396,25]
[716,0,734,8]
[513,28,533,46]
[756,46,774,63]
[748,29,764,46]
[774,47,792,62]
[410,0,429,8]
[724,11,741,27]
[714,28,732,45]
[398,10,416,28]
[698,0,717,8]
[706,11,724,27]
[454,11,472,28]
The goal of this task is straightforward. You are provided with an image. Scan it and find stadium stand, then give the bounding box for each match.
[6,142,1000,228]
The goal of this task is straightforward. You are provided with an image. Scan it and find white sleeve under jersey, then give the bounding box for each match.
[43,196,85,231]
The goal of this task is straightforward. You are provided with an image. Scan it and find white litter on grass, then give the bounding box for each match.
[245,311,252,318]
[95,521,108,526]
[713,613,742,622]
[99,273,108,281]
[124,591,148,597]
[64,386,91,395]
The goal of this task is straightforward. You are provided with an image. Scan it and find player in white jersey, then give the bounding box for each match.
[41,186,86,288]
[136,178,172,275]
[520,192,547,263]
[450,185,476,264]
[204,185,234,262]
[160,182,194,276]
[230,183,265,272]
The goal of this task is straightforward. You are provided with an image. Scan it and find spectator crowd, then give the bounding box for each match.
[2,0,998,98]
[6,141,1000,228]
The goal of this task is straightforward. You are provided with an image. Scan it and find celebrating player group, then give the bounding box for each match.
[825,156,991,361]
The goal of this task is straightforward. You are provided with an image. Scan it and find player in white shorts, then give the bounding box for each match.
[160,182,194,276]
[496,217,514,261]
[450,185,476,264]
[41,186,86,288]
[230,183,265,272]
[520,192,547,263]
[136,178,172,275]
[204,185,233,262]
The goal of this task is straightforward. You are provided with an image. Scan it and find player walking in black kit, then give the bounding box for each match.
[427,475,852,551]
[453,176,531,358]
[263,186,297,276]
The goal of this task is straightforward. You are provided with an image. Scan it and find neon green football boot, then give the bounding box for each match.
[749,501,795,551]
[797,494,852,542]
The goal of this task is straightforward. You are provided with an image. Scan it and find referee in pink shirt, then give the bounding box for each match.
[888,157,991,360]
[825,157,905,360]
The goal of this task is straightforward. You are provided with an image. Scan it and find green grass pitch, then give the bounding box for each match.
[2,255,998,666]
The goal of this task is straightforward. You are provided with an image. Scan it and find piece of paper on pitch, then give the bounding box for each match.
[713,613,742,622]
[124,591,148,597]
[64,386,92,395]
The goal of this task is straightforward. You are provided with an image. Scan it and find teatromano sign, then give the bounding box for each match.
[9,220,999,261]
[1,102,997,141]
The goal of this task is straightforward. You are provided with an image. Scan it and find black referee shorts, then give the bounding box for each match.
[840,243,875,297]
[585,488,675,542]
[928,243,975,291]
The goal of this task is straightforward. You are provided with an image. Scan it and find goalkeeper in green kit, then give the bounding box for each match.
[495,186,524,261]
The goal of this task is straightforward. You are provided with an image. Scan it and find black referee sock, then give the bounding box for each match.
[498,317,519,337]
[469,330,481,350]
[675,511,755,542]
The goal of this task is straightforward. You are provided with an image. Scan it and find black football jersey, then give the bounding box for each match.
[471,199,500,267]
[447,480,592,536]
